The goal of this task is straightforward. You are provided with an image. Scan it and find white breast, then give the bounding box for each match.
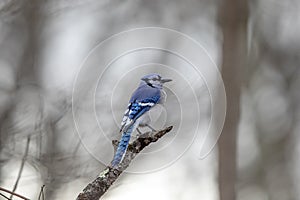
[136,104,164,127]
[159,89,167,104]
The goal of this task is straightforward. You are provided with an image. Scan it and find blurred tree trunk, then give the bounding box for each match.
[0,0,40,184]
[19,2,57,199]
[17,1,39,84]
[217,0,248,200]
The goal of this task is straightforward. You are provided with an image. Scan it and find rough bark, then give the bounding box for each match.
[76,126,173,200]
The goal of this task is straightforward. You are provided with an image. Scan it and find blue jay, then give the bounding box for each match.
[111,73,172,167]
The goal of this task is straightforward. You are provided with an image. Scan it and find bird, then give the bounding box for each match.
[111,73,172,168]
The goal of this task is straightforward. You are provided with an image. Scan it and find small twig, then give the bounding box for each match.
[0,192,10,200]
[10,136,31,199]
[38,185,45,200]
[76,126,173,200]
[0,187,30,200]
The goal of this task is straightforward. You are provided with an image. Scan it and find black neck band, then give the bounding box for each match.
[147,82,155,88]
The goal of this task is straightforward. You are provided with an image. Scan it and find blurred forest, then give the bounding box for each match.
[0,0,299,200]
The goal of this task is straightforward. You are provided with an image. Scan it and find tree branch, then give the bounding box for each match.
[10,136,31,199]
[76,126,173,200]
[0,187,30,200]
[38,185,45,200]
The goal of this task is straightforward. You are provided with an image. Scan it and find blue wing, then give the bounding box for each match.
[119,103,131,132]
[119,85,161,132]
[129,97,160,120]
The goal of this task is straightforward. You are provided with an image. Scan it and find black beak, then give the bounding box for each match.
[161,78,172,83]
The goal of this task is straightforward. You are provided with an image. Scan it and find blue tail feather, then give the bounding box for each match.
[111,126,134,167]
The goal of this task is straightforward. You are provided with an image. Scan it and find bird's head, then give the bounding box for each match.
[141,73,172,88]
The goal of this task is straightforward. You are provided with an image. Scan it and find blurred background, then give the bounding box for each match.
[0,0,299,200]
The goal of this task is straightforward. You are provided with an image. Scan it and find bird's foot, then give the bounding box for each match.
[146,124,157,132]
